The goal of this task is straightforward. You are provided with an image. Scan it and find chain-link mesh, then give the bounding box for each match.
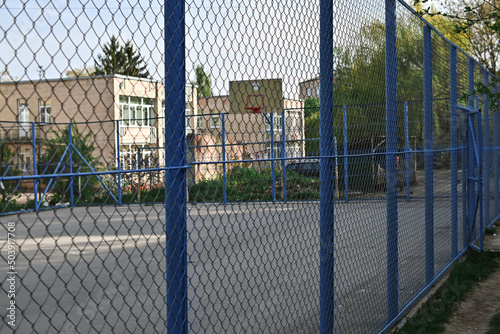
[0,0,499,333]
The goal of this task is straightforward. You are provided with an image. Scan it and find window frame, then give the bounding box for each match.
[119,95,155,127]
[210,112,220,129]
[39,99,52,124]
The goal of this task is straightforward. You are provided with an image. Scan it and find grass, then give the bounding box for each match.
[486,310,500,334]
[485,227,496,235]
[396,251,500,334]
[189,166,320,202]
[0,198,36,214]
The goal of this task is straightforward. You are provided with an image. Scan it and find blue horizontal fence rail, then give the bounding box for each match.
[0,0,498,333]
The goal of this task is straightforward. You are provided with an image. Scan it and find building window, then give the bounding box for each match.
[266,143,282,158]
[18,99,30,137]
[39,99,51,123]
[307,88,312,96]
[316,87,320,95]
[18,148,31,169]
[210,112,220,128]
[266,113,282,132]
[287,142,301,158]
[186,104,192,130]
[197,111,203,129]
[119,95,155,126]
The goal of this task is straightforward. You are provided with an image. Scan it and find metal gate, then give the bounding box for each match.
[461,101,484,251]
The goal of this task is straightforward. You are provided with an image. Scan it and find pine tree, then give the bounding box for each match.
[193,65,212,97]
[94,36,150,78]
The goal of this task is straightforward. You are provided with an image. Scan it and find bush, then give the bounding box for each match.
[40,123,100,204]
[189,166,320,202]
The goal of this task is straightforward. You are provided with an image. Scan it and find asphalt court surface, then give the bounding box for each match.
[0,197,464,333]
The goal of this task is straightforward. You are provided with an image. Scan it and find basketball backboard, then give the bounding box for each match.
[229,79,283,114]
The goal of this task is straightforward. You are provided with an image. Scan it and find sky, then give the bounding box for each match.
[1,0,418,98]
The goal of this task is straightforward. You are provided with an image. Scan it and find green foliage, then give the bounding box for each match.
[334,20,429,145]
[485,227,496,235]
[468,78,500,110]
[0,144,23,194]
[0,144,16,165]
[486,311,500,334]
[94,35,150,78]
[0,198,36,214]
[284,170,320,200]
[41,123,100,204]
[413,0,499,76]
[305,18,454,152]
[189,166,319,202]
[304,112,320,156]
[193,65,212,97]
[304,97,320,118]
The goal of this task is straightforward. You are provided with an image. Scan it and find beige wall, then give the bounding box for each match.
[196,93,305,178]
[299,77,320,100]
[229,78,283,114]
[0,75,177,170]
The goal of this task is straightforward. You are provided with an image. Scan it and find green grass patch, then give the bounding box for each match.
[189,166,320,202]
[396,251,500,334]
[485,227,496,235]
[486,310,500,334]
[0,198,35,213]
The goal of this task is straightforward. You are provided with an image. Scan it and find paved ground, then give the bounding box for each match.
[442,225,500,334]
[0,189,469,334]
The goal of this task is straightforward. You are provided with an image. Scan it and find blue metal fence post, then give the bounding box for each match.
[281,110,287,203]
[69,122,74,207]
[424,25,434,284]
[165,0,187,332]
[270,113,276,202]
[468,59,475,244]
[334,137,339,199]
[116,120,122,206]
[320,0,335,330]
[462,105,468,248]
[495,84,500,218]
[138,149,142,202]
[478,107,484,250]
[343,105,348,202]
[450,45,458,257]
[386,0,399,321]
[222,112,227,204]
[404,102,410,201]
[484,73,490,227]
[32,122,38,210]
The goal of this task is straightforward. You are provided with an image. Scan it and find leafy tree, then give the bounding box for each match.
[0,144,21,196]
[41,123,100,203]
[413,0,499,109]
[193,65,212,97]
[94,36,150,78]
[414,0,499,75]
[304,97,321,156]
[304,112,320,156]
[304,97,320,118]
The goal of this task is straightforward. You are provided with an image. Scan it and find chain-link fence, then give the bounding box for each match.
[0,0,498,333]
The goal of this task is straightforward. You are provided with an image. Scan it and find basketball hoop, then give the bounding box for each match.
[246,106,260,114]
[245,94,265,114]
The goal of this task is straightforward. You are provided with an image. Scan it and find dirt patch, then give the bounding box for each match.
[443,229,500,334]
[442,260,500,334]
